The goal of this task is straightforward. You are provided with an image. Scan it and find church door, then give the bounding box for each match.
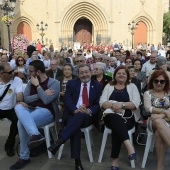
[74,17,92,46]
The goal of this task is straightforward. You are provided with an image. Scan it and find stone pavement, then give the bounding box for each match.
[0,120,170,170]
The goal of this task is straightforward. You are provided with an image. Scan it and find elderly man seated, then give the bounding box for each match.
[0,63,23,157]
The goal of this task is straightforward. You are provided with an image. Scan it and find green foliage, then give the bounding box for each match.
[163,12,170,37]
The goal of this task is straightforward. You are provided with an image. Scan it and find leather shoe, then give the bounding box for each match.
[75,164,84,170]
[48,143,61,155]
[6,149,15,157]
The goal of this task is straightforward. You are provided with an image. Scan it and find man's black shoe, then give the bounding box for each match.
[6,149,15,157]
[10,158,30,169]
[48,137,65,155]
[28,134,45,150]
[75,163,84,170]
[48,143,61,155]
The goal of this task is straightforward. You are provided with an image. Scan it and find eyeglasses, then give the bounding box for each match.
[76,60,83,63]
[153,79,166,84]
[18,60,23,62]
[3,69,14,75]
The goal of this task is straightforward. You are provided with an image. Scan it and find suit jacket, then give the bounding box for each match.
[91,74,112,90]
[63,78,102,122]
[46,68,63,79]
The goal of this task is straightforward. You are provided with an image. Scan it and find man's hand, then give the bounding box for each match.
[60,91,65,96]
[78,104,87,113]
[16,102,28,108]
[45,89,55,95]
[30,76,39,86]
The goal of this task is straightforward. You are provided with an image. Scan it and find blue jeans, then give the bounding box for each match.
[14,104,53,159]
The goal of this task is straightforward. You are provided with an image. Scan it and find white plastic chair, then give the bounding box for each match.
[41,122,57,158]
[57,125,94,162]
[98,126,136,168]
[141,127,155,168]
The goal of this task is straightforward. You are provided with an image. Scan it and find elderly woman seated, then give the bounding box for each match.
[92,62,112,90]
[144,70,170,170]
[99,65,140,170]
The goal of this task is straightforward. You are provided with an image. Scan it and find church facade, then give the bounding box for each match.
[0,0,169,50]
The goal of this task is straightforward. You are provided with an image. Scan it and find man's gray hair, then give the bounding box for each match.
[77,64,91,74]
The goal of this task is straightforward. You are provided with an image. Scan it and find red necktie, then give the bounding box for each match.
[82,83,89,108]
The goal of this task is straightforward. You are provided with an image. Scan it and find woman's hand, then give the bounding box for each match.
[162,110,170,119]
[151,113,165,122]
[112,102,123,112]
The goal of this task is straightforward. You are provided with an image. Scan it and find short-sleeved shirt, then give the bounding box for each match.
[0,77,23,110]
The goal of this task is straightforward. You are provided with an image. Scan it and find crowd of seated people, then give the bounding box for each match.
[1,44,170,170]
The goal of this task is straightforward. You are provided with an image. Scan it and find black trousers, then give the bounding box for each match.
[0,108,18,150]
[104,114,135,158]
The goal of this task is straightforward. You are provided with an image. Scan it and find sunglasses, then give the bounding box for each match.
[3,69,14,75]
[76,60,83,63]
[153,79,166,84]
[18,60,23,62]
[77,54,82,56]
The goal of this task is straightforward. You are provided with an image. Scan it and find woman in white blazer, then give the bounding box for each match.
[99,65,141,170]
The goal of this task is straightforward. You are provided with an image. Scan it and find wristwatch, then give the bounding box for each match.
[122,102,126,109]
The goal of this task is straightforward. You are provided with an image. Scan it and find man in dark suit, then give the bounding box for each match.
[48,64,102,170]
[46,59,63,79]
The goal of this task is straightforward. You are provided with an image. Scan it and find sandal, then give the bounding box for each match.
[111,166,119,170]
[128,152,136,160]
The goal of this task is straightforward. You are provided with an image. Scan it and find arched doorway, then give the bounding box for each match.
[134,21,147,48]
[17,22,32,41]
[74,17,92,46]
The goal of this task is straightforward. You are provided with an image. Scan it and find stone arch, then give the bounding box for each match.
[135,16,155,44]
[132,9,156,45]
[59,0,109,44]
[10,13,37,42]
[17,22,32,41]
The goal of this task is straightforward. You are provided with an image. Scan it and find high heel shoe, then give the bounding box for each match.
[111,166,119,170]
[128,152,136,160]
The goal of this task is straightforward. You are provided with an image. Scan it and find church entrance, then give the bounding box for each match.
[74,17,92,46]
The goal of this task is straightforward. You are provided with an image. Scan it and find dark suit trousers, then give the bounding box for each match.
[60,112,93,159]
[104,114,135,158]
[0,109,18,150]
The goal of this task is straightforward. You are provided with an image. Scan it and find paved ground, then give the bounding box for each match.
[0,120,170,170]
